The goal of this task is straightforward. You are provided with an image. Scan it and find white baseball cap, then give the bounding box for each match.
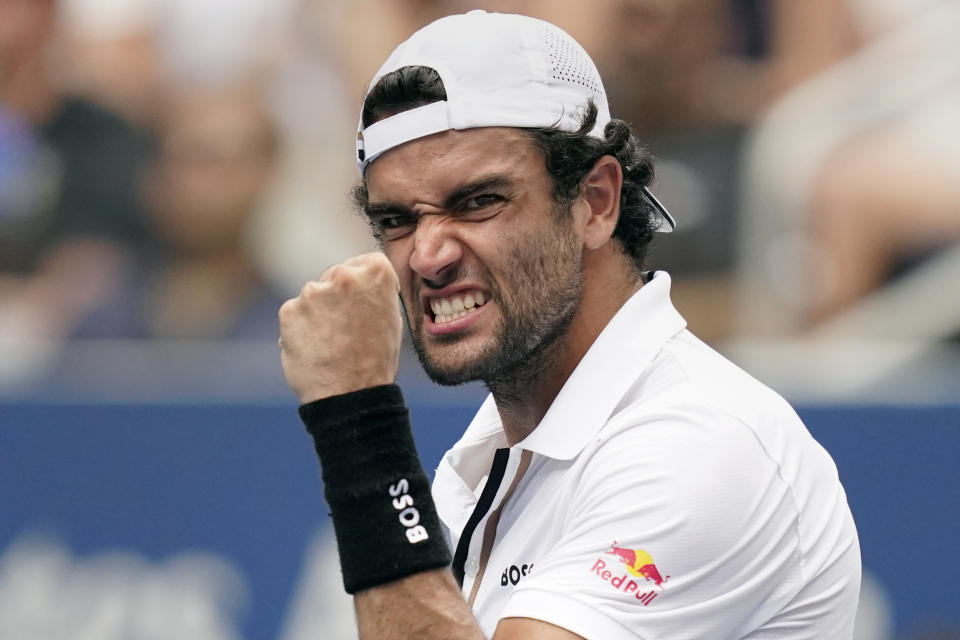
[356,10,675,232]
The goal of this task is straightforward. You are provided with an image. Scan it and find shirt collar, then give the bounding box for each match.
[442,272,686,469]
[517,271,686,459]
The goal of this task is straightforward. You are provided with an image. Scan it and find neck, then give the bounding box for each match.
[486,331,571,446]
[490,253,643,446]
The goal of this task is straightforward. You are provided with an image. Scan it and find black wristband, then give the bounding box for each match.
[299,384,451,594]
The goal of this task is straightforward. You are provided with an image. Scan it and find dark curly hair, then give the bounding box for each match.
[352,66,658,270]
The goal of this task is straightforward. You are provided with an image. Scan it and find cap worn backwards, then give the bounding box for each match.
[356,10,676,233]
[356,10,610,171]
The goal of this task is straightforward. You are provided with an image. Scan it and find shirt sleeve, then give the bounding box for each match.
[500,405,805,640]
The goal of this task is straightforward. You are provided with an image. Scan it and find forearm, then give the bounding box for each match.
[299,384,480,637]
[355,569,486,640]
[281,254,583,640]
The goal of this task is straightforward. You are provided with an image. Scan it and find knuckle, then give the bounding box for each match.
[326,264,352,285]
[368,254,389,271]
[368,254,397,281]
[301,280,327,300]
[345,252,375,267]
[324,264,343,280]
[278,299,297,320]
[369,251,391,267]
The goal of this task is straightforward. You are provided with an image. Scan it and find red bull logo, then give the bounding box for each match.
[606,543,667,587]
[588,541,669,606]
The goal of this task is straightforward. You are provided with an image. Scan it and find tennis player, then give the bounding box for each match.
[279,10,861,640]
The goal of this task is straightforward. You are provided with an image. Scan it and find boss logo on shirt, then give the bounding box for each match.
[500,563,534,587]
[588,541,669,606]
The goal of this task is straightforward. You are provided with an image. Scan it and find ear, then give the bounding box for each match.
[578,155,622,250]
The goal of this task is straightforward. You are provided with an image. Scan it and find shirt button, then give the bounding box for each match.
[465,556,480,578]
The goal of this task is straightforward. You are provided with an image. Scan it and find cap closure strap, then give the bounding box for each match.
[357,101,451,172]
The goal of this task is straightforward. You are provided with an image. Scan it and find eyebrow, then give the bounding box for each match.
[364,202,413,220]
[364,174,516,219]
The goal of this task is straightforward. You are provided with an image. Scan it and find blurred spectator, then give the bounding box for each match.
[72,82,285,339]
[808,111,960,326]
[336,0,445,99]
[243,0,383,293]
[738,0,960,336]
[0,0,151,271]
[56,0,161,127]
[0,0,151,382]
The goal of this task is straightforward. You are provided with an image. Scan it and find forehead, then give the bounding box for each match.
[364,127,546,204]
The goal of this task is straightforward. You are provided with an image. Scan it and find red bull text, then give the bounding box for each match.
[589,542,669,606]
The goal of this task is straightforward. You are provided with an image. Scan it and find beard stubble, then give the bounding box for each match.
[405,211,584,390]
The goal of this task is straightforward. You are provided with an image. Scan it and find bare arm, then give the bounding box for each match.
[280,253,585,640]
[355,569,584,640]
[354,570,482,639]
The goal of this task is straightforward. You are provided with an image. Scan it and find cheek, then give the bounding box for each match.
[501,221,579,286]
[381,242,418,310]
[380,238,411,275]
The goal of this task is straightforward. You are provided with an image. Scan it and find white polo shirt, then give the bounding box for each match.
[432,272,861,639]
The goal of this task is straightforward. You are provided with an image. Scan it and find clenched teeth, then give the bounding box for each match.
[430,291,487,324]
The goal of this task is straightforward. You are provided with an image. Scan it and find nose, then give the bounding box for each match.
[408,214,462,285]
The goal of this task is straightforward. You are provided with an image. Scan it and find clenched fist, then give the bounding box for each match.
[278,252,403,403]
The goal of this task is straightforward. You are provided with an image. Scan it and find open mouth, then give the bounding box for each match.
[428,290,489,325]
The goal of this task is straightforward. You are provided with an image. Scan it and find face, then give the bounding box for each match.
[364,127,586,386]
[148,87,275,254]
[0,0,52,62]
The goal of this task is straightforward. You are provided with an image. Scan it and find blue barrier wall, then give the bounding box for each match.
[801,407,960,636]
[1,403,957,638]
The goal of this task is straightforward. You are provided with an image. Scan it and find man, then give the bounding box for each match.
[0,0,150,353]
[72,82,286,340]
[278,11,860,640]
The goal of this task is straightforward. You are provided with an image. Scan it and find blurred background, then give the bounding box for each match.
[0,0,957,638]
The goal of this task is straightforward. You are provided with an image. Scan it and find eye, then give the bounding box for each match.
[463,193,503,210]
[372,213,417,240]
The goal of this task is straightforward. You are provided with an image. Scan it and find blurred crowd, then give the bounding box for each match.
[1,2,957,637]
[1,0,959,391]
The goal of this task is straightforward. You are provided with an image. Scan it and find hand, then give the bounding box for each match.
[279,252,403,403]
